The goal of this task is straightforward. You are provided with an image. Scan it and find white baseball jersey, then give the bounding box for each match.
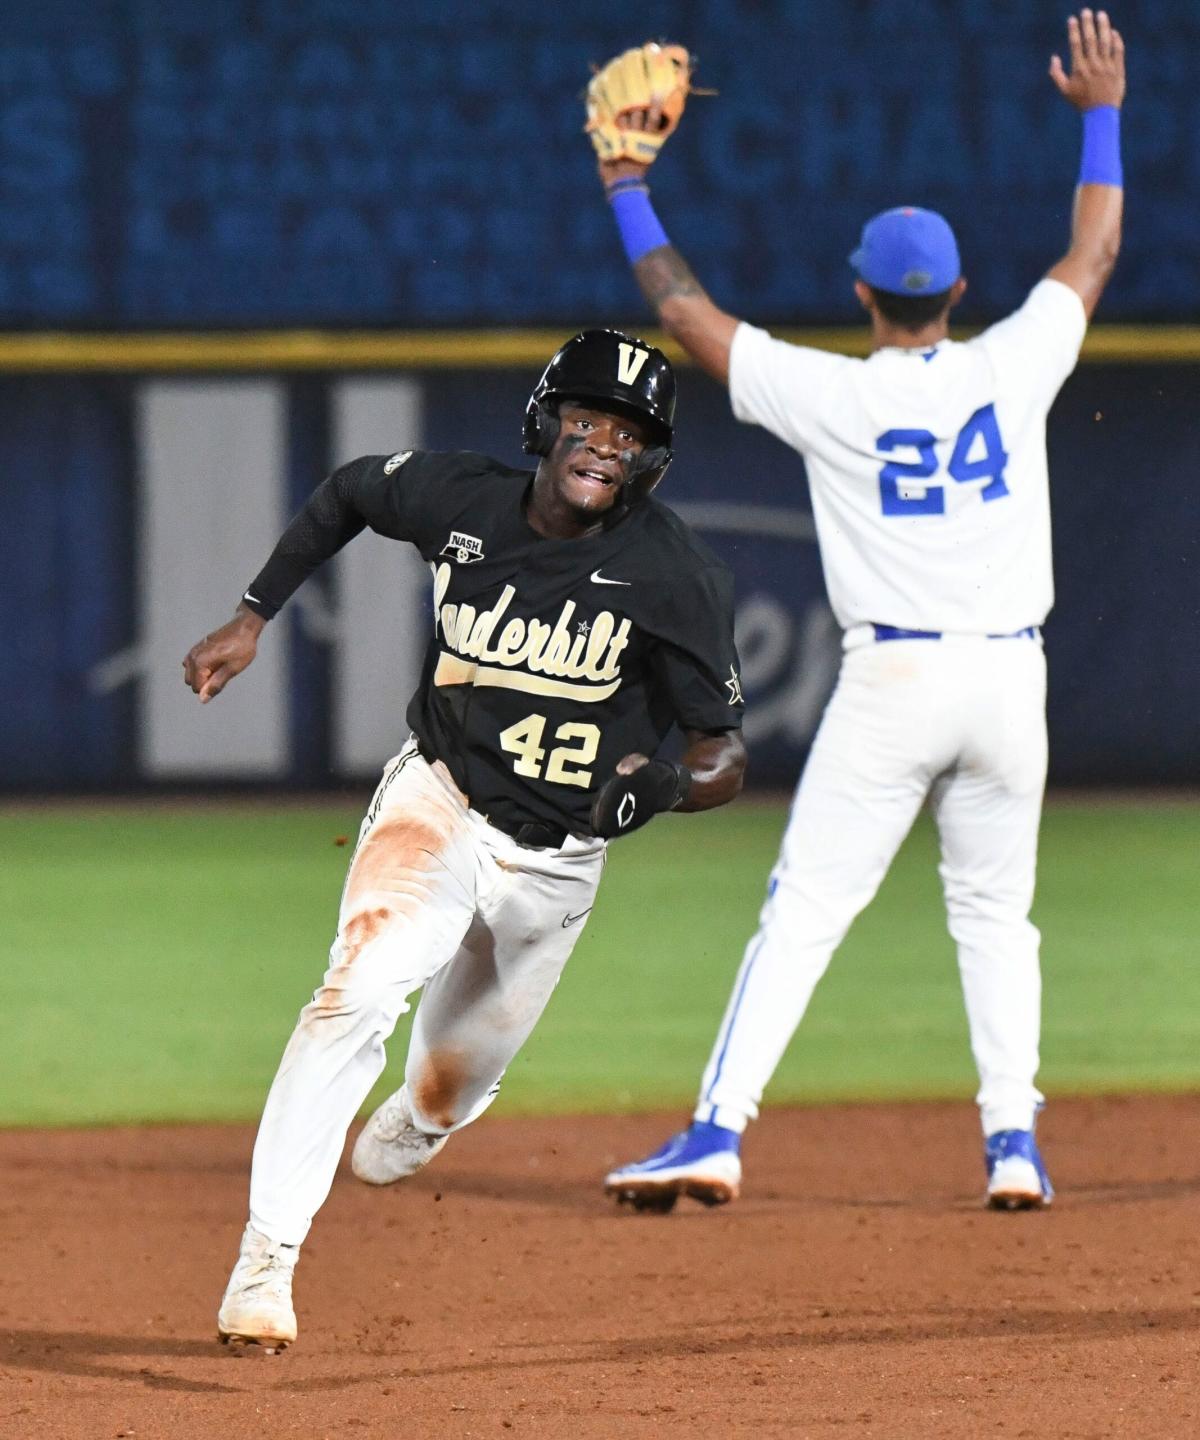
[729,279,1087,634]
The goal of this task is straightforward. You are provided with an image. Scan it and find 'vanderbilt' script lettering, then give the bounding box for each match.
[432,563,630,686]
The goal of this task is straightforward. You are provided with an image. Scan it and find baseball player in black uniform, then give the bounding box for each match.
[182,330,746,1349]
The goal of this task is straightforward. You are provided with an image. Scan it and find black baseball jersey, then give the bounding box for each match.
[245,450,743,837]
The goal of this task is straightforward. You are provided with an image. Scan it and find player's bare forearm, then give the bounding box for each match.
[1046,9,1125,319]
[1047,184,1122,320]
[599,157,739,388]
[188,458,374,703]
[676,728,746,811]
[633,247,740,387]
[596,730,742,839]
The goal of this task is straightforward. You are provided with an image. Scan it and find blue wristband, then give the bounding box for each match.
[609,185,671,264]
[1079,105,1122,187]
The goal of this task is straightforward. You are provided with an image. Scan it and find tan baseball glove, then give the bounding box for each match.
[585,42,694,165]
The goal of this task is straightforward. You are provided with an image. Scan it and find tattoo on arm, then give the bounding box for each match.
[629,242,737,383]
[633,246,706,313]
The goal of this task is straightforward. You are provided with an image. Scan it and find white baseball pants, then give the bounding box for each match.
[249,741,604,1247]
[694,631,1048,1139]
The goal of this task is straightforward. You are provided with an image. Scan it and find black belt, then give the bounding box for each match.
[488,816,570,850]
[413,737,569,850]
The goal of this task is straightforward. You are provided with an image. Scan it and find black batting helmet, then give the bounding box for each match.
[522,329,676,496]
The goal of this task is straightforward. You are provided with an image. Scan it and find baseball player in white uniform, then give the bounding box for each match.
[591,11,1125,1210]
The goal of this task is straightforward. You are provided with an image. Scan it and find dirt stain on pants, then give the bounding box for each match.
[307,811,457,1021]
[410,1050,471,1132]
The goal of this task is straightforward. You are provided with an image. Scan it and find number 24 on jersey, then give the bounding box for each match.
[877,403,1009,517]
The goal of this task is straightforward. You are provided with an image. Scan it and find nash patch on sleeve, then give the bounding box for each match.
[439,531,485,564]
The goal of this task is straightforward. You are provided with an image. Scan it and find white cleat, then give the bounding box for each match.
[217,1223,299,1351]
[984,1128,1054,1211]
[352,1085,449,1186]
[986,1156,1051,1210]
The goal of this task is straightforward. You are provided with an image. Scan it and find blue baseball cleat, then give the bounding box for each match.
[985,1128,1054,1210]
[604,1121,742,1212]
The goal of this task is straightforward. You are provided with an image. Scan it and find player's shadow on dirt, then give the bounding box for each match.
[388,1169,607,1213]
[346,1168,1200,1216]
[6,1301,1192,1397]
[270,1302,1200,1392]
[0,1329,241,1394]
[816,1172,1200,1210]
[1063,1175,1200,1204]
[8,1153,253,1179]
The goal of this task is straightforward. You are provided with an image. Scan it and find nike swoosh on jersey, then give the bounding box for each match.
[562,907,593,927]
[590,570,631,586]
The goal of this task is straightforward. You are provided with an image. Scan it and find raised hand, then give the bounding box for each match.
[1050,8,1126,111]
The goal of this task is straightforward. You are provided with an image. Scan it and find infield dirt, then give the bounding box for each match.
[2,1096,1197,1439]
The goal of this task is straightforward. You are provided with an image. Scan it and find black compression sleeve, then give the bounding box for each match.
[242,457,374,620]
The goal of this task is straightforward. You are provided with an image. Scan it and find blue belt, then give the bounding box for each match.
[872,623,1039,642]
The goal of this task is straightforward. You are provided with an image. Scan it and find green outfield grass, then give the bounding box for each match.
[1,797,1197,1127]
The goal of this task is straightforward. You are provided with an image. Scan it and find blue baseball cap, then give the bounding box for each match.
[849,207,961,296]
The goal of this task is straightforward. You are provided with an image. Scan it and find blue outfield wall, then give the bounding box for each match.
[1,361,1196,791]
[0,0,1198,327]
